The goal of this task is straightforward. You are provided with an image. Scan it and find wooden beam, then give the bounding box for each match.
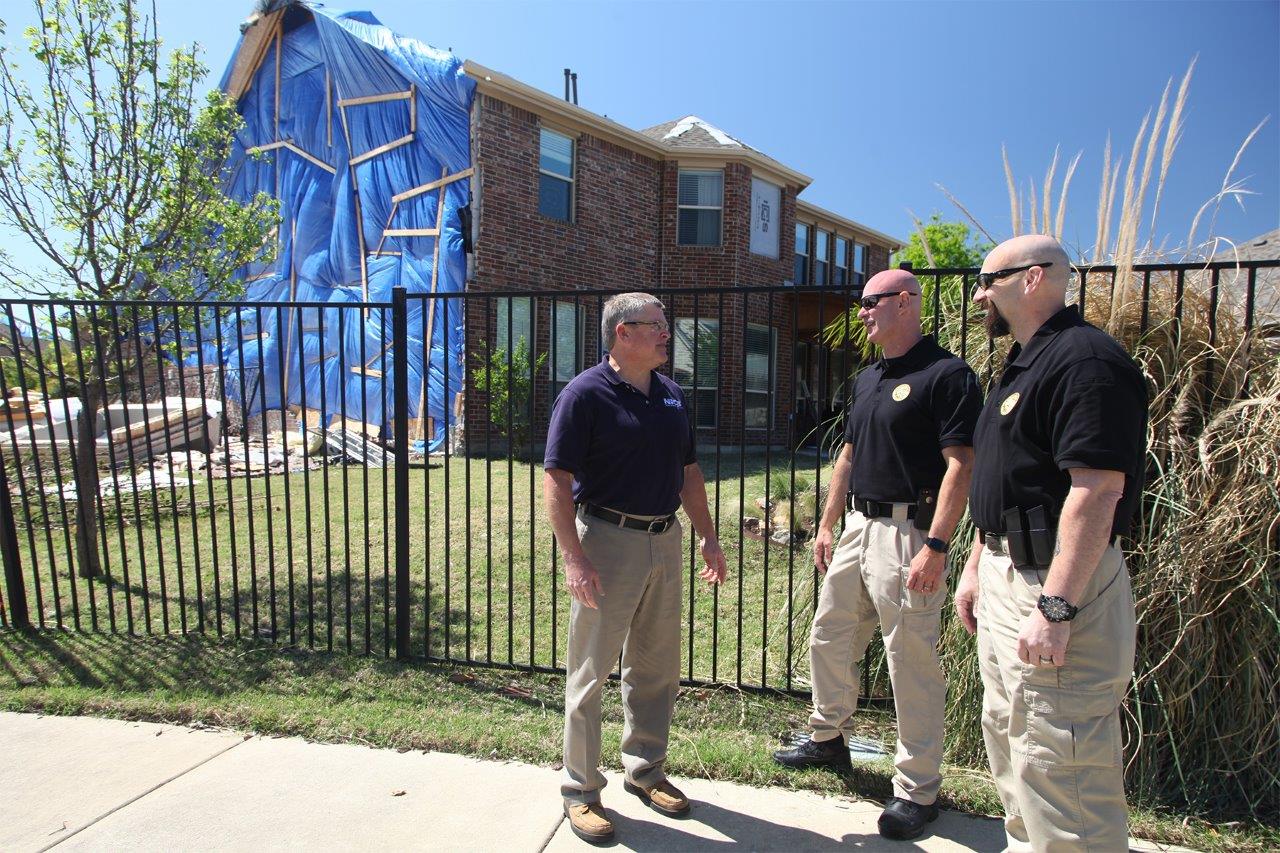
[351,366,383,378]
[414,166,449,443]
[391,167,475,203]
[373,200,399,258]
[349,133,414,167]
[273,27,282,137]
[338,108,369,304]
[380,228,440,238]
[281,142,336,174]
[337,90,413,108]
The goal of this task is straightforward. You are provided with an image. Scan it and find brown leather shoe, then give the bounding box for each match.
[623,779,691,816]
[564,802,614,844]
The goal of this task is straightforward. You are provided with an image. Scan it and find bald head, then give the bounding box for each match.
[984,235,1071,296]
[863,268,922,297]
[976,235,1072,344]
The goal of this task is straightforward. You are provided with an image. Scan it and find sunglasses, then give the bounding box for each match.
[973,262,1054,293]
[859,291,919,310]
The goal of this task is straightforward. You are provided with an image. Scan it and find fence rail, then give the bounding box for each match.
[1,259,1276,697]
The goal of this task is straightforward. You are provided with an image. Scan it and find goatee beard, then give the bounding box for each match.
[984,304,1010,338]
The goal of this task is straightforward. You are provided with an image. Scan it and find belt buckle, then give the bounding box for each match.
[647,517,668,534]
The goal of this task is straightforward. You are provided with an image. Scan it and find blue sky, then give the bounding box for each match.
[2,0,1277,266]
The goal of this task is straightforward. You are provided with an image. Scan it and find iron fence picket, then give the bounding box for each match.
[0,261,1274,695]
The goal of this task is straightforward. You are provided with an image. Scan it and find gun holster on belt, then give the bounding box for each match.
[913,488,937,532]
[1001,505,1055,570]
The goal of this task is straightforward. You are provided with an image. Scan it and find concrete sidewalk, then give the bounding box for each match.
[1,712,1189,852]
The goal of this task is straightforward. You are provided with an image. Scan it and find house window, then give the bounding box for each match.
[677,169,723,246]
[794,223,810,284]
[673,318,718,428]
[549,300,584,399]
[814,230,830,286]
[495,297,533,356]
[853,242,868,289]
[538,128,574,222]
[834,237,849,287]
[745,324,777,430]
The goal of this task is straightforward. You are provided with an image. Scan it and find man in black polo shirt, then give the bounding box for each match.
[773,269,982,841]
[957,235,1146,852]
[543,292,727,844]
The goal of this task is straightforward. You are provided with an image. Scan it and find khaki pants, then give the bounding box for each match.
[561,509,684,805]
[809,507,948,805]
[977,538,1136,852]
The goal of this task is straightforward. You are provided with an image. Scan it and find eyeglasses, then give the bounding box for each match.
[858,291,919,310]
[622,320,669,333]
[974,262,1054,293]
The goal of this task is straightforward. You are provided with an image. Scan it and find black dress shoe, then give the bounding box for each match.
[877,796,939,840]
[772,735,852,769]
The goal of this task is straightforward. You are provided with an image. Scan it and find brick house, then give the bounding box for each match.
[462,62,901,447]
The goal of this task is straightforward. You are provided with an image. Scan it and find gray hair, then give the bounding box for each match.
[601,292,663,350]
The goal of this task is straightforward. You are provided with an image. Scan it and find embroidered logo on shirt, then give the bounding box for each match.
[1000,392,1021,416]
[892,383,911,401]
[663,397,683,409]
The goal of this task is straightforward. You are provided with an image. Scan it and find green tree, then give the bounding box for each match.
[0,0,278,578]
[471,341,547,459]
[896,213,992,270]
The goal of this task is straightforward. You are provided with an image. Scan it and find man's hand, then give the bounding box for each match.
[906,546,946,594]
[813,526,835,574]
[564,553,603,609]
[953,566,980,635]
[699,537,728,585]
[1017,609,1071,667]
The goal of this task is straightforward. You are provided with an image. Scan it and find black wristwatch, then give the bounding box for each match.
[924,536,948,555]
[1037,594,1079,623]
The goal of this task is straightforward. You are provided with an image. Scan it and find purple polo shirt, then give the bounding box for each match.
[544,357,697,516]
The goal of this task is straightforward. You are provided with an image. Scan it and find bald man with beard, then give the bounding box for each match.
[959,235,1147,852]
[774,269,982,841]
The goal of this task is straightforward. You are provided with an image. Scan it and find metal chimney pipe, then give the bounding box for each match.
[571,72,578,105]
[564,68,571,102]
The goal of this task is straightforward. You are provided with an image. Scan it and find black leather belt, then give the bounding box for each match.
[979,530,1123,549]
[581,503,676,534]
[846,494,917,520]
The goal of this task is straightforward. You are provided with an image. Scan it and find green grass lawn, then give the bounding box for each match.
[8,448,876,694]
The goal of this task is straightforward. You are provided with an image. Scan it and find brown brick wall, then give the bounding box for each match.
[465,93,884,448]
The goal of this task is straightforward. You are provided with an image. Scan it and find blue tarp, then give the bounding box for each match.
[205,3,474,446]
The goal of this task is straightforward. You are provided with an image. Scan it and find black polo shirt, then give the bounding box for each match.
[842,336,983,504]
[970,306,1148,538]
[544,357,696,516]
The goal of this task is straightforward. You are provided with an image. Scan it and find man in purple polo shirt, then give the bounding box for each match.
[544,292,727,844]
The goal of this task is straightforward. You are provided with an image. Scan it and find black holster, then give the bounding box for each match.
[1001,505,1055,570]
[913,488,937,532]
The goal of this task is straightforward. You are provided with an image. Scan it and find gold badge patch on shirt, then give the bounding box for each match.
[1000,392,1021,416]
[892,383,911,401]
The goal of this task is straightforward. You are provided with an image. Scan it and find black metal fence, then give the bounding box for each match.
[1,260,1275,695]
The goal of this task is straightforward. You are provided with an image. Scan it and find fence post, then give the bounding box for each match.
[0,453,31,630]
[392,287,411,659]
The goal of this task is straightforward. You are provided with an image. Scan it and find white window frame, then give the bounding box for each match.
[794,223,810,285]
[495,296,534,356]
[815,230,831,286]
[834,236,849,287]
[538,127,574,223]
[744,323,777,432]
[853,241,869,289]
[674,317,719,429]
[549,299,585,399]
[676,168,724,247]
